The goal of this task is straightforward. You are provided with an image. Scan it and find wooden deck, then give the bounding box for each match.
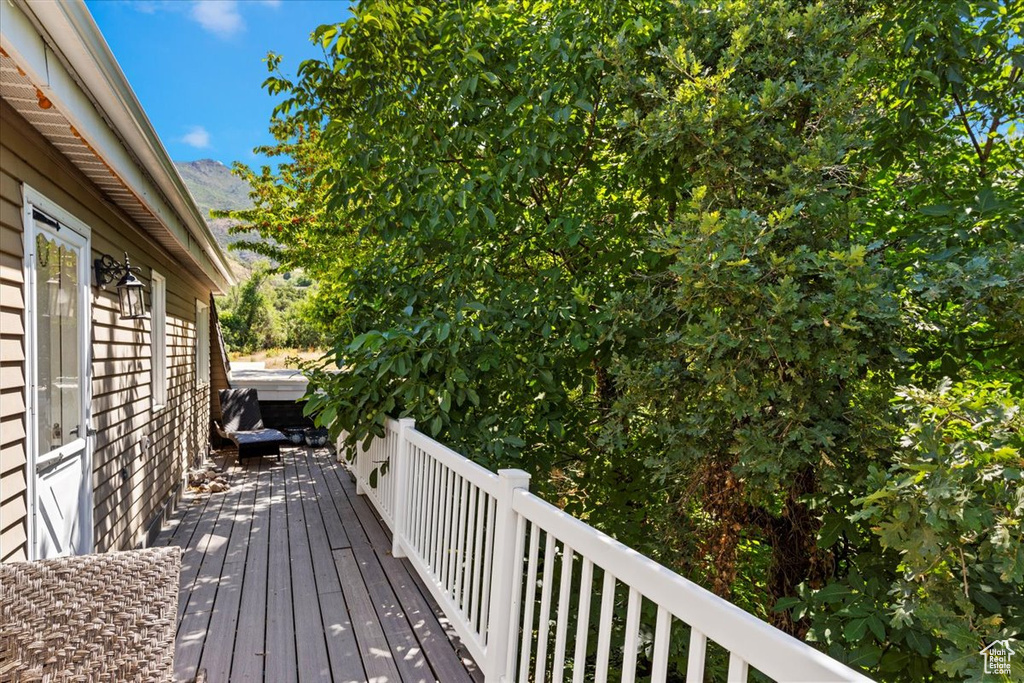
[156,446,481,683]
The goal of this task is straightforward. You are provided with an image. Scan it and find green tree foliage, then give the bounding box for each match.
[219,264,278,353]
[228,0,1022,678]
[218,263,329,352]
[855,380,1023,680]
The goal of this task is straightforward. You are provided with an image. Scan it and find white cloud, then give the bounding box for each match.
[191,1,244,38]
[257,0,282,6]
[181,126,211,149]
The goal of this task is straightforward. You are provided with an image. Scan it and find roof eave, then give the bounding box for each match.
[7,0,236,292]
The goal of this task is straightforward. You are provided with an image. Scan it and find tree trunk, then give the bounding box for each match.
[754,466,831,637]
[701,459,744,599]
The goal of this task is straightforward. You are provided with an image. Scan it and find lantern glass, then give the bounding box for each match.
[116,272,147,319]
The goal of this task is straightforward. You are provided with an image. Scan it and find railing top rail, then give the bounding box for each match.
[405,428,500,494]
[512,490,872,683]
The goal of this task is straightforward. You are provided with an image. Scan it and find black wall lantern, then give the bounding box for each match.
[94,252,147,319]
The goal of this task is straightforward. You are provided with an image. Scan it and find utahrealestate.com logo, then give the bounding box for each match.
[980,639,1015,676]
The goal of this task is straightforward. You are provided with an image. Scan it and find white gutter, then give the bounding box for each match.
[1,0,235,292]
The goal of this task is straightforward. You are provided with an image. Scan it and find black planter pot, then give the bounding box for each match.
[304,428,329,448]
[282,427,306,445]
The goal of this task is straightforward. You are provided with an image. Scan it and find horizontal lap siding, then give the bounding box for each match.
[1,144,27,561]
[0,100,214,561]
[209,299,230,422]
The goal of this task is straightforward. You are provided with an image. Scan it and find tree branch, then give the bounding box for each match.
[980,66,1021,165]
[951,91,986,179]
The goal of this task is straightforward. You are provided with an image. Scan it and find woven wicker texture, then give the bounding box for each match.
[0,546,181,682]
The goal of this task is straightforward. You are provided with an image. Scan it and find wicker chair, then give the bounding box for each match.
[0,546,182,682]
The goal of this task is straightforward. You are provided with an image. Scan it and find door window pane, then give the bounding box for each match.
[35,230,80,451]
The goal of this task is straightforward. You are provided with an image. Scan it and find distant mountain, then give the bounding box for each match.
[175,159,251,215]
[174,159,263,271]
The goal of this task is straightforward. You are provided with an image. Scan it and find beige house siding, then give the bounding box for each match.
[209,297,230,424]
[0,100,213,560]
[0,136,27,561]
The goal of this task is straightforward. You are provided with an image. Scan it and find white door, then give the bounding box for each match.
[25,198,93,559]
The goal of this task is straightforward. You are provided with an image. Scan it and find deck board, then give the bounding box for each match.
[198,461,261,680]
[155,486,207,549]
[335,548,405,683]
[295,455,365,681]
[230,460,272,681]
[351,543,433,683]
[157,447,479,682]
[314,455,476,683]
[283,457,333,682]
[264,460,298,683]
[174,483,238,680]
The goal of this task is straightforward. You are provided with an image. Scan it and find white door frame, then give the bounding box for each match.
[22,184,94,560]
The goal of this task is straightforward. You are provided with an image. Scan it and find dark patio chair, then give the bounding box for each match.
[216,388,287,461]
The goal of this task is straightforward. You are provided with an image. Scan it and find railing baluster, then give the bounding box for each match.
[387,426,396,515]
[453,476,470,612]
[446,473,462,591]
[453,474,466,594]
[650,606,672,682]
[449,470,461,590]
[535,532,558,682]
[363,438,371,490]
[687,629,707,681]
[594,571,616,683]
[430,453,444,574]
[369,437,378,497]
[518,523,541,683]
[419,447,429,553]
[417,451,429,557]
[437,458,449,577]
[354,437,365,495]
[571,558,594,683]
[372,437,378,483]
[381,435,390,514]
[440,468,456,589]
[381,431,390,512]
[413,447,425,555]
[621,587,641,682]
[728,653,750,682]
[470,484,486,631]
[461,482,478,616]
[433,463,445,578]
[479,495,496,642]
[504,513,528,682]
[551,543,574,683]
[412,447,424,554]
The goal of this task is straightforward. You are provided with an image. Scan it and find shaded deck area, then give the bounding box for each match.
[156,446,480,682]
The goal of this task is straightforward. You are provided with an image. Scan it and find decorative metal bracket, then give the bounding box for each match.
[94,251,140,288]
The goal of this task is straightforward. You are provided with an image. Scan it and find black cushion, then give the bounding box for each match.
[219,388,265,432]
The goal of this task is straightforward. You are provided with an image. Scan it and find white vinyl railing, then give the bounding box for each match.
[342,418,873,683]
[351,417,403,528]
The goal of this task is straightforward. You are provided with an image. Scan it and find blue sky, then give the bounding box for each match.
[86,0,351,166]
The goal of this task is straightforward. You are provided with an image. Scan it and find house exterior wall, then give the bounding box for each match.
[0,100,213,561]
[209,298,230,424]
